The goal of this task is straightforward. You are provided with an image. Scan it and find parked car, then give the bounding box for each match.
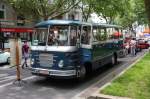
[147,39,150,46]
[0,51,10,64]
[137,39,149,49]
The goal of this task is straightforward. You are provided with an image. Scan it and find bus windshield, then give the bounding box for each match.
[47,26,69,46]
[33,25,79,46]
[33,28,48,46]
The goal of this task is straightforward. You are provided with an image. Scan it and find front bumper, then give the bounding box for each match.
[31,68,77,77]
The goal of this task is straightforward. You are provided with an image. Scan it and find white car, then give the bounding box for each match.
[0,51,10,64]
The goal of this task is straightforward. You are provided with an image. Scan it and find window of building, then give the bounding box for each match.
[0,10,5,19]
[17,15,25,26]
[2,5,5,9]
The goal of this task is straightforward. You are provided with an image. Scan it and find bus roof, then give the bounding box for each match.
[93,23,122,28]
[35,20,122,28]
[35,20,91,28]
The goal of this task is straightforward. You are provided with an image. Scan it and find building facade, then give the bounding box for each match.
[0,1,34,49]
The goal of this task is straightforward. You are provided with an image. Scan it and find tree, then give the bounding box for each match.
[80,0,95,22]
[94,0,131,24]
[7,0,81,21]
[144,0,150,26]
[81,0,131,24]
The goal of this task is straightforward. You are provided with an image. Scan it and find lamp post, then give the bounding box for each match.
[0,20,2,50]
[12,36,26,86]
[0,20,5,50]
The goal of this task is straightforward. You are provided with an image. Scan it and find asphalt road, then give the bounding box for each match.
[0,49,148,99]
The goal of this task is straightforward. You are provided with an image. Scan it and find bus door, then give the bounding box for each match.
[80,25,92,64]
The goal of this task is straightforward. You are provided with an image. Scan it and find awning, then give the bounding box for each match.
[0,28,34,33]
[144,33,150,37]
[143,28,150,33]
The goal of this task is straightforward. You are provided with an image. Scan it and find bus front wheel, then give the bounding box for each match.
[77,66,86,80]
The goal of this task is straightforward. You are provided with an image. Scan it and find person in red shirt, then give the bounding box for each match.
[22,41,29,69]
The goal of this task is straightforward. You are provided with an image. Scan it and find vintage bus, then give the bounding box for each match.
[30,20,124,79]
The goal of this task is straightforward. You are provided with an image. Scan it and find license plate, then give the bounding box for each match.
[39,70,49,75]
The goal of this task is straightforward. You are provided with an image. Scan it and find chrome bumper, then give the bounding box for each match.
[31,68,76,76]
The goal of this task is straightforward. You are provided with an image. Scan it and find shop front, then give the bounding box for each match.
[0,27,34,50]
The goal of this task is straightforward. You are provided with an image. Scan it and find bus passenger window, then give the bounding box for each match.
[70,30,77,46]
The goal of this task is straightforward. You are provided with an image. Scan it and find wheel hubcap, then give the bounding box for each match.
[80,66,86,77]
[112,56,115,65]
[7,58,10,63]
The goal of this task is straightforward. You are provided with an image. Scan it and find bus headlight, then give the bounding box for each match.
[58,60,64,68]
[31,59,35,65]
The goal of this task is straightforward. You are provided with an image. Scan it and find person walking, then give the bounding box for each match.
[125,42,130,55]
[22,41,29,69]
[130,38,136,56]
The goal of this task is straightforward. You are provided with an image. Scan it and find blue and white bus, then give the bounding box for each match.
[30,20,124,79]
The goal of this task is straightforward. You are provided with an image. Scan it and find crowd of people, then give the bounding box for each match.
[124,38,137,56]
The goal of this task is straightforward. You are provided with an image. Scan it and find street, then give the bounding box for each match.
[0,50,148,99]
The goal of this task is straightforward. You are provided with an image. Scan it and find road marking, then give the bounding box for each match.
[0,65,10,70]
[0,76,36,88]
[0,74,8,78]
[0,76,16,83]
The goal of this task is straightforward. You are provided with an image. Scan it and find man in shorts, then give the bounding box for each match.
[22,41,29,69]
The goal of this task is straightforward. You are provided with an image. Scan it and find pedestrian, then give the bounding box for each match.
[130,38,136,56]
[125,42,130,55]
[22,41,29,69]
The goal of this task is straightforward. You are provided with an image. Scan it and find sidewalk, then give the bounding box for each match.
[0,59,31,70]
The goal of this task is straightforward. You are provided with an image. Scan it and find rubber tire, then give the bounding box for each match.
[7,57,10,64]
[77,66,86,81]
[111,55,117,66]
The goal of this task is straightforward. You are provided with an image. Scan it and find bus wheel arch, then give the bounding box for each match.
[84,61,92,73]
[77,61,92,80]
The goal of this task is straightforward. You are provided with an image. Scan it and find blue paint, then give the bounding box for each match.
[80,48,92,64]
[35,20,82,28]
[31,51,80,70]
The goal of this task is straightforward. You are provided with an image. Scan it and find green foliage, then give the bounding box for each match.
[6,0,148,27]
[7,0,81,21]
[94,0,131,24]
[101,53,150,99]
[82,0,148,27]
[116,0,148,28]
[144,0,150,26]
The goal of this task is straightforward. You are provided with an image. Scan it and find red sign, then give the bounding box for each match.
[0,28,34,33]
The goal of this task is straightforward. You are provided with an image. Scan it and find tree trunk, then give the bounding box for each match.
[44,16,49,21]
[144,0,150,27]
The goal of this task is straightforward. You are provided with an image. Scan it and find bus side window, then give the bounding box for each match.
[48,33,54,45]
[70,27,77,46]
[81,26,90,44]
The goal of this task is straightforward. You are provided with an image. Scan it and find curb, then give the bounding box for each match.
[88,50,149,99]
[89,94,131,99]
